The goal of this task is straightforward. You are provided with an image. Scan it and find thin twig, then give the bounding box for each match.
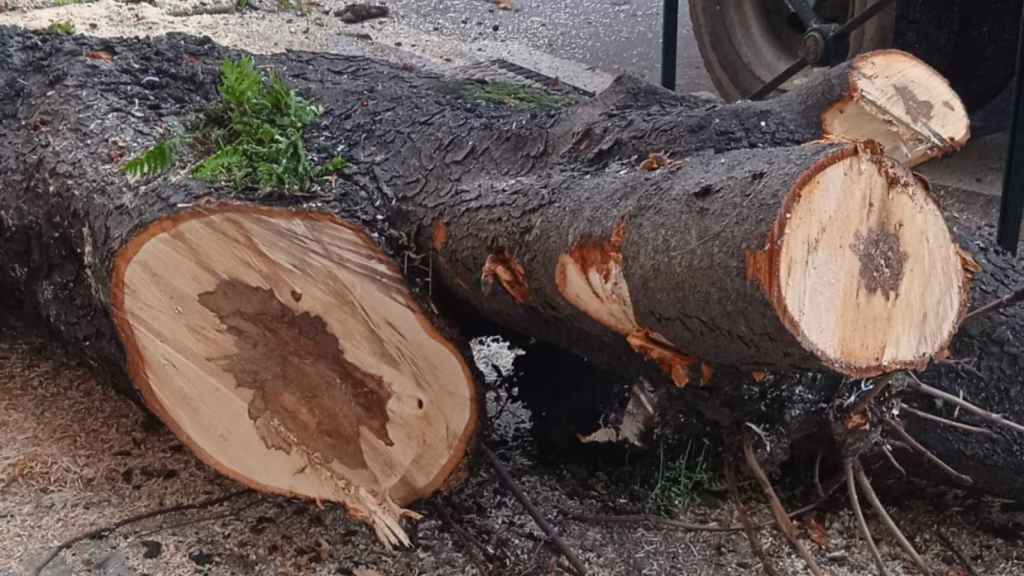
[963,285,1024,322]
[433,501,492,576]
[566,512,746,532]
[742,440,826,576]
[725,458,780,576]
[933,527,979,576]
[480,445,587,576]
[900,405,997,437]
[33,489,250,576]
[813,450,825,500]
[905,372,1024,435]
[565,479,838,534]
[853,464,933,576]
[881,444,906,476]
[846,460,890,576]
[933,358,985,380]
[883,418,972,485]
[131,494,264,539]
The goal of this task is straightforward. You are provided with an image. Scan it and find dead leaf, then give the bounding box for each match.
[86,51,113,63]
[353,568,385,576]
[640,152,669,172]
[495,0,513,9]
[805,513,830,548]
[752,370,768,383]
[845,411,869,431]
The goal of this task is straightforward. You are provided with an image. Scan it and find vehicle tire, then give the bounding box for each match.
[689,0,1019,112]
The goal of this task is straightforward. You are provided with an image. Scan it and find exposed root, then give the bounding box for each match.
[883,418,972,485]
[725,458,780,576]
[905,372,1024,435]
[853,463,933,576]
[880,444,907,476]
[899,404,997,437]
[742,440,826,576]
[846,460,889,576]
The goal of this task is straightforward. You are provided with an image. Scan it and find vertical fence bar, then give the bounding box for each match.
[661,0,679,90]
[997,3,1024,254]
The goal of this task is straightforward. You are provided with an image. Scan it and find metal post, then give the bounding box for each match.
[997,3,1024,254]
[661,0,679,90]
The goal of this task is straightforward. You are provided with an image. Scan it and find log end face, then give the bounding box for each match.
[111,206,477,538]
[826,50,970,167]
[774,149,965,376]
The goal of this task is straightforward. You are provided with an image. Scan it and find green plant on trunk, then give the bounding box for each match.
[122,57,342,195]
[464,80,576,109]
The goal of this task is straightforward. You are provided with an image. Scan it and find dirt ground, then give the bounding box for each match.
[2,321,1024,576]
[2,2,1024,575]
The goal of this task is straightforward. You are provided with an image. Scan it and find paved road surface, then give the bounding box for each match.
[384,0,716,93]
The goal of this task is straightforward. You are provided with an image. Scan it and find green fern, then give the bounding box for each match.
[122,139,180,180]
[122,57,341,194]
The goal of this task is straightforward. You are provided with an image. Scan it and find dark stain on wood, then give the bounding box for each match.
[851,224,907,300]
[893,84,934,124]
[198,279,394,471]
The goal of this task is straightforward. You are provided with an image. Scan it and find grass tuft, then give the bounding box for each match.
[122,57,341,195]
[645,440,714,516]
[45,20,76,35]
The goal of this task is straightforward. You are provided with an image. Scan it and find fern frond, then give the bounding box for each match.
[122,139,180,180]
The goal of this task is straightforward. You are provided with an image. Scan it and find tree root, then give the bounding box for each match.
[883,417,973,485]
[853,462,933,576]
[725,458,781,576]
[742,439,826,576]
[906,372,1024,435]
[846,460,890,576]
[899,404,997,437]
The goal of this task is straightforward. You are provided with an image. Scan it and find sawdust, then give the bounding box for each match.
[3,329,1024,576]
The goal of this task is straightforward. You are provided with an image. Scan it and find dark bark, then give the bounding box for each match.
[1,27,1014,503]
[899,185,1024,501]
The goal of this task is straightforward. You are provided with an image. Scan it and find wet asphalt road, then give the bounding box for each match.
[384,0,716,93]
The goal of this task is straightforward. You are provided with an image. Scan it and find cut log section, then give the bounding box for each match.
[558,49,969,169]
[0,27,986,536]
[430,142,968,380]
[112,207,476,546]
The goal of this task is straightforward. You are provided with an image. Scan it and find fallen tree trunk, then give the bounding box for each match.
[896,184,1024,501]
[0,26,991,535]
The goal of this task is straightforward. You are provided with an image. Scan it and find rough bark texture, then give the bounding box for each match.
[1,27,1013,504]
[0,27,966,385]
[903,185,1024,501]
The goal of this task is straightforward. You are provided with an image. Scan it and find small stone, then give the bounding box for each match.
[334,3,389,24]
[492,24,500,31]
[189,551,213,566]
[140,540,162,559]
